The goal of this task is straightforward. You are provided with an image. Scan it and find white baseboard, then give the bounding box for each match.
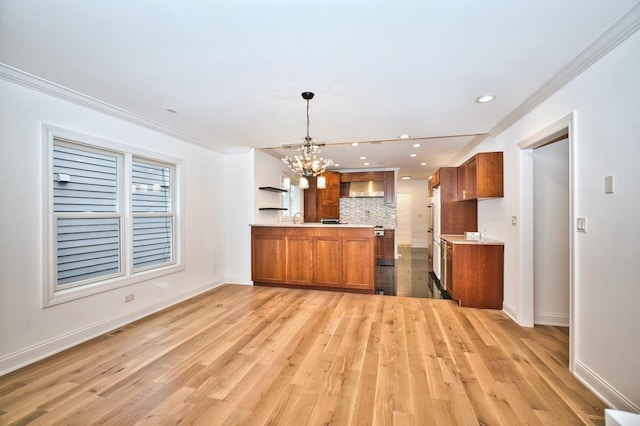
[0,280,225,376]
[534,311,570,327]
[574,360,640,413]
[502,303,518,323]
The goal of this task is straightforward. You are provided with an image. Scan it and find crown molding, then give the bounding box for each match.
[0,63,226,153]
[451,2,640,163]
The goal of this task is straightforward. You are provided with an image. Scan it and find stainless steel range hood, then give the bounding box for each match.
[348,181,384,197]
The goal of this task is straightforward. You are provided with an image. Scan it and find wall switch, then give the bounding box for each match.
[605,175,614,194]
[511,216,517,226]
[125,294,134,302]
[577,217,587,233]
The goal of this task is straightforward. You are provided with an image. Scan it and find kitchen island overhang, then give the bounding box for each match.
[250,224,376,293]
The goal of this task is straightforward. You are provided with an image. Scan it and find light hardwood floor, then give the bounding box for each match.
[0,284,606,425]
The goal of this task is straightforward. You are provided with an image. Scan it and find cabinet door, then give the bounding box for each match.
[286,236,313,285]
[384,171,395,206]
[252,230,287,283]
[445,242,455,298]
[476,152,503,198]
[349,171,384,182]
[383,230,395,260]
[314,236,343,286]
[464,157,478,200]
[342,237,374,290]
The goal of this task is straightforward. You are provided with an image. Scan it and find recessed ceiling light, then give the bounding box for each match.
[401,176,411,180]
[360,156,367,160]
[352,142,359,146]
[165,108,178,113]
[334,163,340,167]
[410,154,417,157]
[399,134,410,139]
[420,162,427,166]
[363,162,370,166]
[412,143,421,148]
[475,95,496,103]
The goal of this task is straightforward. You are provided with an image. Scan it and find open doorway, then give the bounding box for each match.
[397,193,413,247]
[533,138,570,326]
[517,113,575,371]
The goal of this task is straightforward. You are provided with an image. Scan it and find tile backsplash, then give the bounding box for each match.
[340,198,397,229]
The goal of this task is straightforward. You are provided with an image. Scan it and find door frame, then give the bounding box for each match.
[516,112,576,371]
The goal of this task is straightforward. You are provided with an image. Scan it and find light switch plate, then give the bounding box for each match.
[605,175,614,194]
[577,217,587,233]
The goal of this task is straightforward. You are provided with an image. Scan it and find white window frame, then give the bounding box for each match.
[43,124,184,307]
[279,173,303,222]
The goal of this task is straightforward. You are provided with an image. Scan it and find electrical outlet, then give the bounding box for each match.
[125,294,134,302]
[511,216,517,226]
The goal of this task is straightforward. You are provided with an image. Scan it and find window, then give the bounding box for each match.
[280,174,302,220]
[44,126,182,306]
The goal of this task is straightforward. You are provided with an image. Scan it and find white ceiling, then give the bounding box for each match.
[1,0,638,179]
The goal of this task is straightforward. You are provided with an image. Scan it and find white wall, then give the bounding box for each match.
[533,139,570,326]
[396,180,430,248]
[473,31,640,411]
[223,150,254,285]
[0,78,226,374]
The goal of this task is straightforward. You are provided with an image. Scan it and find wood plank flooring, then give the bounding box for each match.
[0,284,606,425]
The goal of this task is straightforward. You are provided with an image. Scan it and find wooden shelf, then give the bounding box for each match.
[259,186,287,193]
[258,207,287,211]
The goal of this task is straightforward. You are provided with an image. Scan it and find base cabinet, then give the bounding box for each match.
[252,226,375,293]
[442,237,504,309]
[376,229,395,263]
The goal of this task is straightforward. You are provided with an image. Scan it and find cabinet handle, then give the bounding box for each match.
[462,190,466,199]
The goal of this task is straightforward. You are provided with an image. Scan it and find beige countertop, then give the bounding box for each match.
[441,234,504,245]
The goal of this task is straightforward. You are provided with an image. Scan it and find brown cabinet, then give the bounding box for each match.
[251,225,375,293]
[383,171,395,206]
[376,229,395,263]
[341,171,385,182]
[338,171,395,206]
[343,236,376,289]
[457,152,503,200]
[251,227,288,284]
[442,237,504,309]
[314,235,343,287]
[439,167,478,234]
[286,235,314,285]
[304,171,340,222]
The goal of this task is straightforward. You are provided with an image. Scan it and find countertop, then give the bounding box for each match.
[250,223,374,228]
[441,234,504,245]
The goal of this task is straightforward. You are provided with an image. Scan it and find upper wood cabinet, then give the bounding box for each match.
[341,171,385,182]
[304,171,340,222]
[457,152,503,200]
[439,167,477,234]
[338,171,395,206]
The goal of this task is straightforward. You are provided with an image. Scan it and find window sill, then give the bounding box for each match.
[43,264,185,307]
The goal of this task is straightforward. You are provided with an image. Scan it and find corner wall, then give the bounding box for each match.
[0,77,226,374]
[473,30,640,410]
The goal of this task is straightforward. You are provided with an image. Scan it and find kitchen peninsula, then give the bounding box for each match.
[251,224,375,293]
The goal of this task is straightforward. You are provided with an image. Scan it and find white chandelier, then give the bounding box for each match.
[282,92,334,188]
